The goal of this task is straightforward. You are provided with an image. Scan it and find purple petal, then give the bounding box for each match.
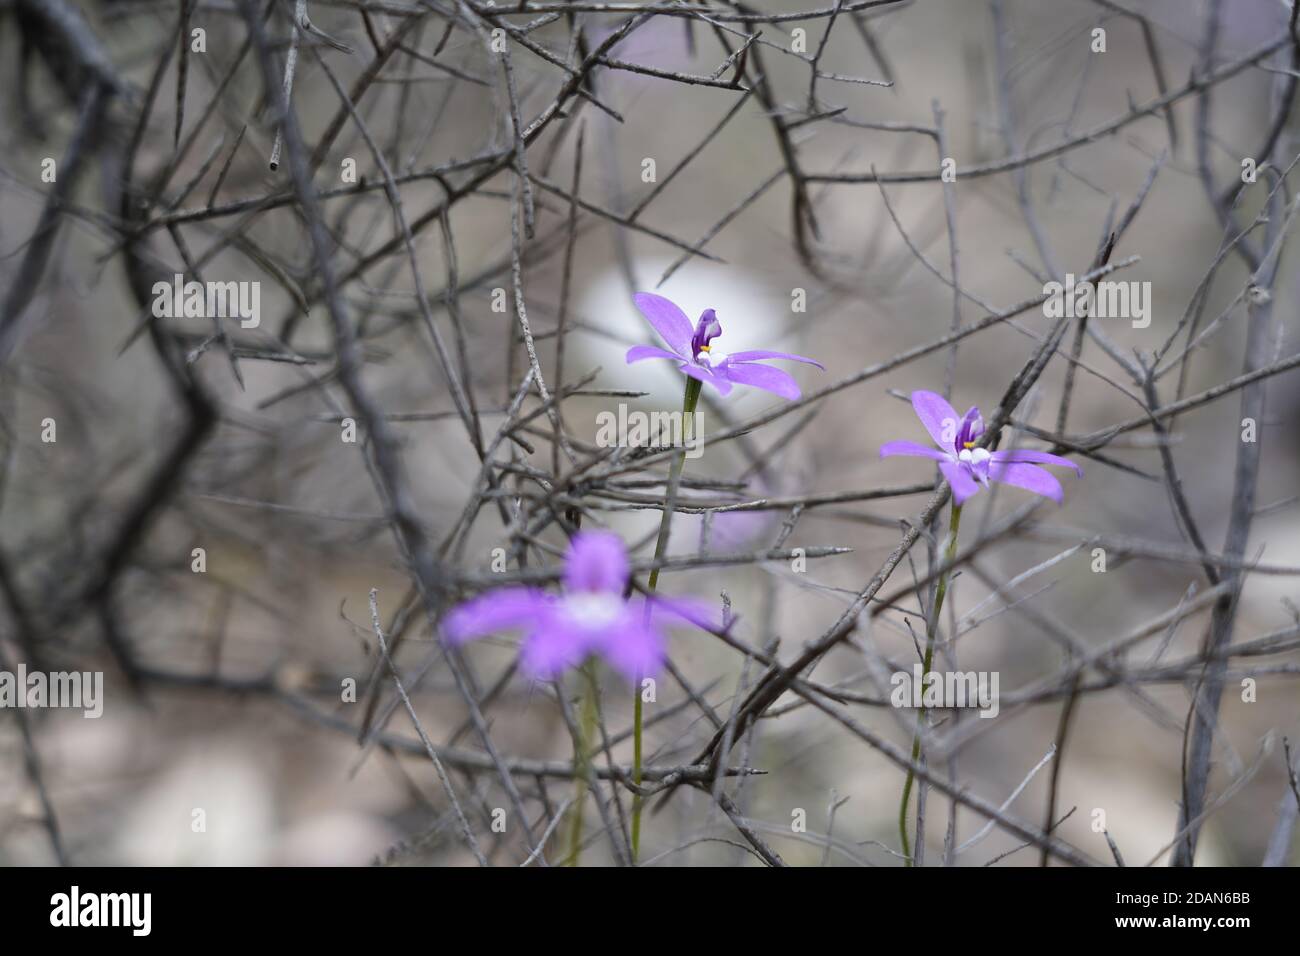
[725,350,825,370]
[880,440,949,461]
[956,406,984,446]
[564,531,630,594]
[988,461,1064,503]
[519,622,591,679]
[593,619,666,682]
[633,293,694,354]
[911,390,961,449]
[719,362,801,400]
[443,588,551,645]
[990,449,1082,475]
[680,362,733,395]
[627,344,685,364]
[690,309,723,355]
[646,594,721,632]
[938,460,981,505]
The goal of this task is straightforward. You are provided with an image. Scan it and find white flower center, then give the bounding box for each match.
[697,345,728,367]
[958,447,990,467]
[564,592,623,629]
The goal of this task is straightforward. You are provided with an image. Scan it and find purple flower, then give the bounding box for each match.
[443,531,712,682]
[626,293,824,400]
[880,390,1082,505]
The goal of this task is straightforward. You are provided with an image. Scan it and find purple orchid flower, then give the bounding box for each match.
[880,390,1082,505]
[626,293,824,400]
[443,531,712,683]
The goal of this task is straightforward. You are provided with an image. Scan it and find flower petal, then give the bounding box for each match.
[646,594,721,632]
[719,361,801,400]
[990,448,1082,475]
[911,390,962,449]
[633,292,694,354]
[626,344,685,364]
[880,440,949,461]
[565,530,630,594]
[725,349,825,370]
[680,362,733,395]
[690,309,723,355]
[988,461,1064,503]
[443,588,551,645]
[519,622,591,679]
[593,615,666,682]
[956,406,984,446]
[939,459,981,505]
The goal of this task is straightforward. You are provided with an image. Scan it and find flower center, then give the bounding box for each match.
[958,447,992,484]
[696,346,728,368]
[564,592,624,629]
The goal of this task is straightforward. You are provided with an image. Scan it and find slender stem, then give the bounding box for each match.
[564,661,599,867]
[632,375,702,862]
[899,500,963,866]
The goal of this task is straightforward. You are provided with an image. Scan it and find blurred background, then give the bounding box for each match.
[1,0,1298,866]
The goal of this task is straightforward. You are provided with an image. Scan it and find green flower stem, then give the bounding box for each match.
[633,375,702,863]
[898,499,963,867]
[565,661,599,867]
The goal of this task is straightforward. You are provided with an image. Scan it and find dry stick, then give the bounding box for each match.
[626,85,755,221]
[795,686,1099,866]
[268,0,306,171]
[1038,675,1080,867]
[369,589,488,866]
[530,175,727,262]
[805,32,1291,183]
[273,15,724,344]
[726,28,820,272]
[806,0,846,110]
[956,745,1057,856]
[500,46,536,239]
[509,189,574,469]
[1262,738,1300,865]
[552,121,585,478]
[656,167,786,286]
[239,1,541,855]
[1173,288,1278,865]
[0,641,69,865]
[1089,0,1178,147]
[1035,229,1126,866]
[175,0,193,150]
[0,81,111,362]
[303,9,425,174]
[932,99,962,397]
[710,790,787,866]
[311,48,481,453]
[1073,350,1300,447]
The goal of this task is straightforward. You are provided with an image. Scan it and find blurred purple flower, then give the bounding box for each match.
[880,390,1082,505]
[627,292,824,400]
[443,531,713,682]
